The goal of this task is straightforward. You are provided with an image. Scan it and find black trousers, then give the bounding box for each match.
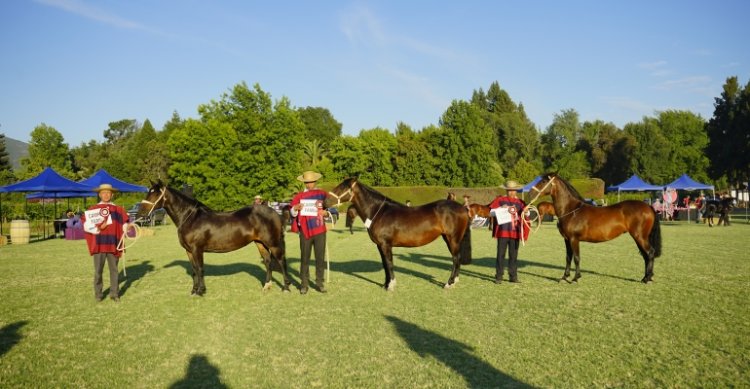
[298,232,326,287]
[93,253,119,299]
[496,238,519,281]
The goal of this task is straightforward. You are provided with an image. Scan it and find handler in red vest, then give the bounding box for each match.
[81,183,129,302]
[489,180,528,284]
[290,171,329,294]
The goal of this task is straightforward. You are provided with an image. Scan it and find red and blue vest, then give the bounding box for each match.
[290,189,328,239]
[82,203,129,257]
[489,195,529,240]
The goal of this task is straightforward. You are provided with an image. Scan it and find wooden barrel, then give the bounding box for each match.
[10,220,30,245]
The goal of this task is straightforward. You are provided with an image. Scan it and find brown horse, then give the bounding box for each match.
[532,173,662,283]
[138,181,291,295]
[467,203,491,219]
[536,201,556,223]
[328,178,472,290]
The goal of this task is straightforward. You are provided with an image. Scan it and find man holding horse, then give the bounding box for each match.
[290,171,329,294]
[489,180,528,284]
[81,183,130,302]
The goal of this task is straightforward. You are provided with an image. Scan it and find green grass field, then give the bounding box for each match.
[0,218,748,388]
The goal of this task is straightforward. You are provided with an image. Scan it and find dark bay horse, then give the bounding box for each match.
[467,203,491,219]
[138,181,291,295]
[536,201,556,223]
[328,178,472,290]
[532,173,662,283]
[705,197,734,227]
[345,204,359,234]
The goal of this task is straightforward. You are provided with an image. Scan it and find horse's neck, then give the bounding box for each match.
[551,184,583,215]
[164,188,203,227]
[353,187,388,220]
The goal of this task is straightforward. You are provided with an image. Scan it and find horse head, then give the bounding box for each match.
[532,173,558,197]
[328,177,358,207]
[138,180,168,218]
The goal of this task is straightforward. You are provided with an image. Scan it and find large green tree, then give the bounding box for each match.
[169,82,305,208]
[657,110,709,182]
[471,82,542,181]
[706,76,750,188]
[623,117,672,184]
[541,109,591,178]
[0,133,13,184]
[356,128,397,186]
[439,100,502,186]
[297,106,342,145]
[19,124,73,179]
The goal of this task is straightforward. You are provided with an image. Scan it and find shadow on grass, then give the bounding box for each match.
[169,354,227,389]
[119,260,155,297]
[165,260,268,287]
[473,256,640,283]
[395,252,495,285]
[385,316,532,388]
[330,259,383,287]
[0,320,28,357]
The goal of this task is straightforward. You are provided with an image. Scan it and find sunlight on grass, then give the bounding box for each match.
[0,220,748,387]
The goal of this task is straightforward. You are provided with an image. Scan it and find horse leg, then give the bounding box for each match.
[561,240,573,282]
[377,244,396,291]
[186,251,200,295]
[256,244,275,291]
[443,235,462,289]
[570,239,582,282]
[269,244,291,292]
[195,250,206,295]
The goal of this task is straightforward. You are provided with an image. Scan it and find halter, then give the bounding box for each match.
[328,182,356,207]
[140,187,167,218]
[527,176,556,206]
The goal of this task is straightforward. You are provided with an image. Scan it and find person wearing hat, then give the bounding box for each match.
[254,195,263,205]
[290,171,329,294]
[81,183,130,302]
[488,179,528,283]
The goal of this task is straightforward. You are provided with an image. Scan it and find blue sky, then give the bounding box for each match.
[1,0,748,146]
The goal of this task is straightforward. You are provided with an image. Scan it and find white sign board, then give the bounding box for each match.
[299,199,321,217]
[83,208,112,234]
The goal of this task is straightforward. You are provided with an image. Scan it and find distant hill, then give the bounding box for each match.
[3,136,28,170]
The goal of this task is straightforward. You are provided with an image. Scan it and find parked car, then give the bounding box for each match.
[127,203,167,226]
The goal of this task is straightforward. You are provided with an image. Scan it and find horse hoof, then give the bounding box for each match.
[262,282,273,291]
[444,283,453,289]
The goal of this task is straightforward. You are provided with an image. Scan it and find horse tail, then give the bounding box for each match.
[459,222,472,264]
[649,210,662,258]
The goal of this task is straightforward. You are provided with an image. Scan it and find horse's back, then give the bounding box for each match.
[372,200,468,247]
[183,206,283,253]
[563,201,654,242]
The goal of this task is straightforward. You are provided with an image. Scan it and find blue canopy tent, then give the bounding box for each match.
[79,169,147,193]
[607,174,663,201]
[520,176,542,202]
[0,167,95,240]
[521,176,542,193]
[665,174,715,198]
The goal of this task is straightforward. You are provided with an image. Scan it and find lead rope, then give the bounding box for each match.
[520,176,557,244]
[118,188,167,277]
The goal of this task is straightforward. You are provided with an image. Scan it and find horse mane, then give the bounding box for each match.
[166,185,213,212]
[352,179,402,206]
[543,172,585,202]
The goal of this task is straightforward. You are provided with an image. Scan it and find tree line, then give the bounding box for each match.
[1,78,748,211]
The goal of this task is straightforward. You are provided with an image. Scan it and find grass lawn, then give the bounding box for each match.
[0,218,748,388]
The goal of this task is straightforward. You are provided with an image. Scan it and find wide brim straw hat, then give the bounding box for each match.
[93,183,119,193]
[297,171,322,183]
[254,195,262,200]
[501,180,523,191]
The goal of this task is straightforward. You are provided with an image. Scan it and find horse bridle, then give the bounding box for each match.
[328,182,356,207]
[140,187,167,218]
[527,176,556,206]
